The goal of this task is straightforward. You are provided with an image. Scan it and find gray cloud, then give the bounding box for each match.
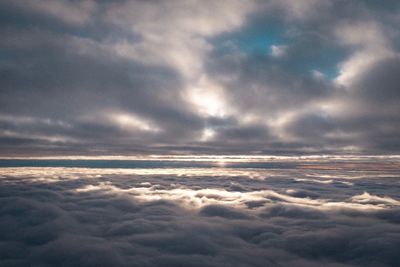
[0,160,399,266]
[0,0,400,155]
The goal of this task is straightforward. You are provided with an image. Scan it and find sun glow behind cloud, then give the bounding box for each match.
[108,112,160,133]
[186,76,229,118]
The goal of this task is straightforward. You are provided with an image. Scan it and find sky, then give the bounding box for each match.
[1,0,400,156]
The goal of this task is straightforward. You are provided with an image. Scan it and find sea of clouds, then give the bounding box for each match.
[0,162,399,267]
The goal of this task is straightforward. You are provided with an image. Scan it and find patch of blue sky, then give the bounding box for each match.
[209,17,347,81]
[268,41,347,80]
[271,45,344,80]
[236,34,282,54]
[305,48,348,80]
[209,18,285,55]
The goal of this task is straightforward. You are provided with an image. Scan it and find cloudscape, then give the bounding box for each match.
[1,0,400,156]
[1,1,400,267]
[1,157,400,266]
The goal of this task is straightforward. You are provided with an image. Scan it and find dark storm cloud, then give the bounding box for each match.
[0,0,400,155]
[1,163,399,266]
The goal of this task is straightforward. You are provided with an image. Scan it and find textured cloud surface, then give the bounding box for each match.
[1,156,400,266]
[0,0,400,155]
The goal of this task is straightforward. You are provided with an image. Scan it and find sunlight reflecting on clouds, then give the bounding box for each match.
[2,164,399,213]
[0,167,268,182]
[73,181,399,211]
[200,128,216,142]
[1,160,400,267]
[108,112,160,133]
[186,76,228,118]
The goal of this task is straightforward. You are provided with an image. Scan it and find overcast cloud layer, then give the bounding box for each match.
[1,158,400,266]
[1,0,400,156]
